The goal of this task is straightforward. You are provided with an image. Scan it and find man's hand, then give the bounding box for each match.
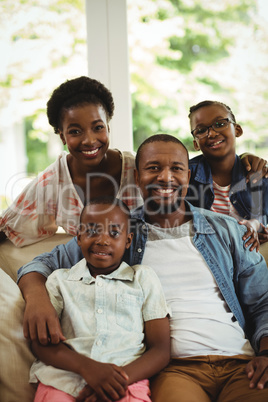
[23,295,65,345]
[239,219,260,252]
[79,361,128,402]
[240,153,268,183]
[245,356,268,389]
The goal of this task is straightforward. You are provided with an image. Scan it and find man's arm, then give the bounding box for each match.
[240,153,268,183]
[17,237,83,345]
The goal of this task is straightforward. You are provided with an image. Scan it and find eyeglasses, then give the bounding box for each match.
[191,118,235,140]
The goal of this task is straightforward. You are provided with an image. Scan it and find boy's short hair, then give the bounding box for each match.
[188,100,236,125]
[135,133,189,171]
[79,196,130,225]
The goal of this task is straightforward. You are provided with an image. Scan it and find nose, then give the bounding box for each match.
[207,126,219,138]
[82,129,96,146]
[96,233,110,246]
[157,167,174,182]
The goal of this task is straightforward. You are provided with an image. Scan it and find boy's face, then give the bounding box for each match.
[77,204,133,277]
[190,104,243,161]
[135,141,190,214]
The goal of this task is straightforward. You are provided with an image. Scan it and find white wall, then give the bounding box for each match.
[85,0,133,151]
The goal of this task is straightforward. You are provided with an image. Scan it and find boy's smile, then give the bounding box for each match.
[77,203,133,277]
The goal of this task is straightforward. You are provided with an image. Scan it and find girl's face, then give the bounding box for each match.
[190,105,242,161]
[59,103,110,169]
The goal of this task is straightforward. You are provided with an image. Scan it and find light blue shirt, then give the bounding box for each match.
[30,260,169,397]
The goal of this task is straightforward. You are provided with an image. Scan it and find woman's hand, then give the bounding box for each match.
[258,224,268,245]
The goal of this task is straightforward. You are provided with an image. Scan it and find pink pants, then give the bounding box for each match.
[34,380,151,402]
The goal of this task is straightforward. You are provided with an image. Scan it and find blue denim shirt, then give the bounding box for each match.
[18,202,268,352]
[187,154,268,225]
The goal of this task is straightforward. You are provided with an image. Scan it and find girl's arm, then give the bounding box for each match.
[31,340,128,402]
[123,316,170,385]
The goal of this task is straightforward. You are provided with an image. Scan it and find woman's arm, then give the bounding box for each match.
[123,316,170,385]
[31,340,128,402]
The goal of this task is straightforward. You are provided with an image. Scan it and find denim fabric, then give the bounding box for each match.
[187,154,268,225]
[127,202,268,352]
[18,202,268,352]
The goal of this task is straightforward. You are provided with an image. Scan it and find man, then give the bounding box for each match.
[18,134,268,401]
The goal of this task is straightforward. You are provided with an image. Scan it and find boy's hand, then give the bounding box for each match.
[239,219,260,252]
[23,296,65,345]
[79,361,128,402]
[240,153,268,183]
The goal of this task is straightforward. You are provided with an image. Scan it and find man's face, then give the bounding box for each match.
[135,141,190,215]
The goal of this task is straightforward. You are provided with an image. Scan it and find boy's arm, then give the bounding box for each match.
[123,316,170,385]
[17,237,83,345]
[31,340,128,402]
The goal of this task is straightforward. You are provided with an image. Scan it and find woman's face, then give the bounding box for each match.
[59,103,110,169]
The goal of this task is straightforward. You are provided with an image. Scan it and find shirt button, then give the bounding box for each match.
[137,248,142,253]
[97,282,103,287]
[97,308,103,314]
[97,340,102,346]
[233,200,237,204]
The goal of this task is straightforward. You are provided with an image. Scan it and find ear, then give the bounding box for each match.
[77,231,82,247]
[193,139,200,151]
[235,124,243,138]
[107,124,110,133]
[125,232,134,249]
[59,131,66,145]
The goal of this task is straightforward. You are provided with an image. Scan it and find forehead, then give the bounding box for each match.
[62,103,107,122]
[190,104,230,126]
[81,204,128,225]
[139,141,188,165]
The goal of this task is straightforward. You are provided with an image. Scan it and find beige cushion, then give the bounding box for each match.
[0,234,72,282]
[0,268,36,402]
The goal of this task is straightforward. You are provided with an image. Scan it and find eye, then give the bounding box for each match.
[86,227,98,237]
[172,166,183,172]
[147,165,159,171]
[68,129,81,135]
[196,126,207,134]
[110,230,120,238]
[95,124,105,131]
[214,120,228,128]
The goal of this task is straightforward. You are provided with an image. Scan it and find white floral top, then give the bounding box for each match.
[0,151,142,247]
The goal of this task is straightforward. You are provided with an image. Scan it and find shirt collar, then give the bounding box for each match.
[67,259,135,284]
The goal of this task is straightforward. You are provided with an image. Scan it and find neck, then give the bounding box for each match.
[209,153,235,186]
[145,200,191,228]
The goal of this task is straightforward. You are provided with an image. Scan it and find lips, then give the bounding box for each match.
[149,186,177,197]
[208,139,224,148]
[81,148,100,157]
[90,249,111,257]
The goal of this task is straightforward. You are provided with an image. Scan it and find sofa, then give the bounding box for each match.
[0,235,268,402]
[0,234,72,402]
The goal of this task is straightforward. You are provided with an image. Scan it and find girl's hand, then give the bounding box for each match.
[239,219,260,252]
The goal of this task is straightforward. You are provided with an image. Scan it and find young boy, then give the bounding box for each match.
[29,197,170,402]
[187,100,268,251]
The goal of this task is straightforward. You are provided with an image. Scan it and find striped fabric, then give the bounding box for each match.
[211,181,240,219]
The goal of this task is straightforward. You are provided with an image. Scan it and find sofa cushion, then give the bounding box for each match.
[0,268,36,402]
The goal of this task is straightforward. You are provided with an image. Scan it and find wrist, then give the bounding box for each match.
[257,349,268,357]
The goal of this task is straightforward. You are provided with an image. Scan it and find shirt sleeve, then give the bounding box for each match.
[0,165,59,247]
[17,237,83,282]
[133,265,171,322]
